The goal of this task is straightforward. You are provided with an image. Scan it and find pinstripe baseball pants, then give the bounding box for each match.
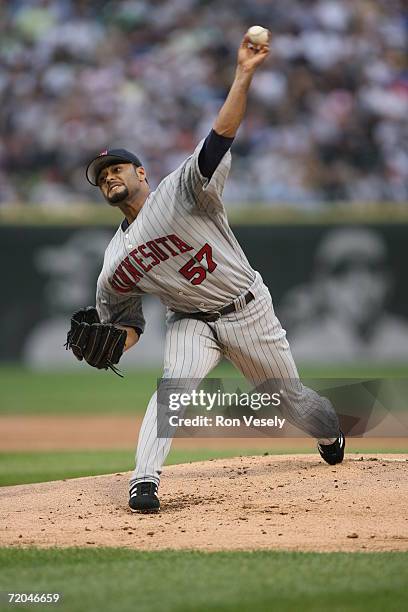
[130,274,340,486]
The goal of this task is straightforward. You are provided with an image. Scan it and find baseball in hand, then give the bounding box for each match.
[247,25,269,46]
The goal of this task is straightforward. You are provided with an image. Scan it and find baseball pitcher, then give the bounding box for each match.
[66,32,345,513]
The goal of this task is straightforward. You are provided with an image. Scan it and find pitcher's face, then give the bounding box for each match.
[98,163,146,206]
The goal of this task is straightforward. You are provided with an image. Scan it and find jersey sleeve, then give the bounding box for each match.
[96,282,145,336]
[198,130,234,179]
[177,138,232,213]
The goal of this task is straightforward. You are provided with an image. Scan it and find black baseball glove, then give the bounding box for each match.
[65,307,127,376]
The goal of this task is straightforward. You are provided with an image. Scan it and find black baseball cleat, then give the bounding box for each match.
[317,431,345,465]
[129,481,160,513]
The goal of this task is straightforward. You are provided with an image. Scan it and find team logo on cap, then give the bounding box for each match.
[99,149,108,156]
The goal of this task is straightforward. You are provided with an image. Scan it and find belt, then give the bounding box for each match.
[177,290,255,323]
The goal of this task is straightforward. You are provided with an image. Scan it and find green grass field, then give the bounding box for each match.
[0,363,407,486]
[0,548,407,612]
[1,365,407,612]
[2,444,407,488]
[0,448,275,487]
[1,363,407,415]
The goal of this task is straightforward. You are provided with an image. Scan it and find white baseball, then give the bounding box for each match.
[247,25,269,46]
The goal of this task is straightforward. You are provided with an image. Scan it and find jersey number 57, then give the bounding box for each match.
[178,243,217,285]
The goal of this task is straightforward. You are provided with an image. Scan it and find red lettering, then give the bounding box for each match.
[178,243,217,286]
[155,236,178,257]
[147,240,169,261]
[121,256,144,280]
[139,244,160,267]
[195,243,217,272]
[110,274,133,293]
[129,248,152,273]
[179,260,206,285]
[109,235,200,295]
[116,264,136,287]
[111,273,128,290]
[167,234,193,253]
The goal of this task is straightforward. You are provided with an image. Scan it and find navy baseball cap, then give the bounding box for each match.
[86,148,143,186]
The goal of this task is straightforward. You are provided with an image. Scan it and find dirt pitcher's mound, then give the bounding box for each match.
[1,454,408,552]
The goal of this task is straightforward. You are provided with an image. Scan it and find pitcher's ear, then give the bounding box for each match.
[134,165,148,184]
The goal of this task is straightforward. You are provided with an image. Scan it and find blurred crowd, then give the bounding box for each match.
[1,0,407,208]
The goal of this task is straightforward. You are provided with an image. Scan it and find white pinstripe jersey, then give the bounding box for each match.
[96,140,256,332]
